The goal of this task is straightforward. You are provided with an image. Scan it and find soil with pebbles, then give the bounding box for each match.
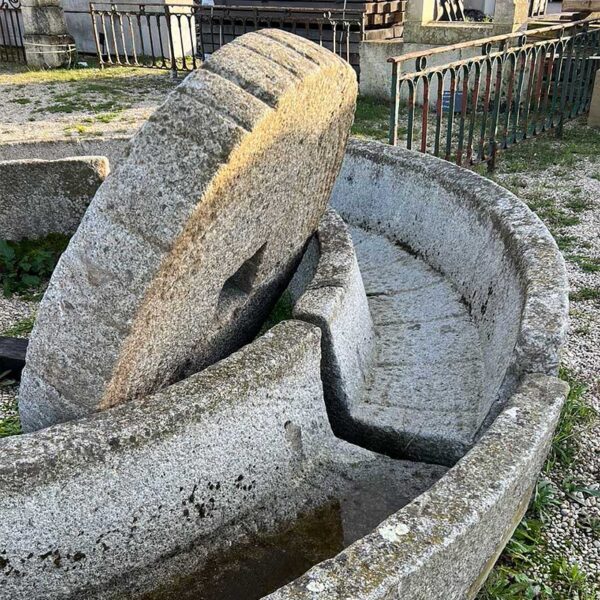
[0,64,177,144]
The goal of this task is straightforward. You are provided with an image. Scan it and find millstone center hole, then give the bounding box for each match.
[217,243,267,318]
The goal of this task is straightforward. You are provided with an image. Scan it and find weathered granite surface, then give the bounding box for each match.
[293,209,374,433]
[347,226,485,464]
[0,136,128,166]
[266,374,568,600]
[329,139,569,464]
[0,156,108,240]
[0,320,445,599]
[19,30,358,431]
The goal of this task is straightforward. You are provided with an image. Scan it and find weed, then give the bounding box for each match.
[545,368,596,472]
[555,235,578,252]
[570,287,600,302]
[549,558,594,599]
[2,313,36,337]
[0,233,70,297]
[9,97,31,105]
[95,112,121,123]
[565,197,592,213]
[530,478,560,523]
[258,291,293,335]
[352,97,394,142]
[567,255,600,273]
[0,395,20,439]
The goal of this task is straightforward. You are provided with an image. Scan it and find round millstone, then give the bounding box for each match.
[19,29,358,431]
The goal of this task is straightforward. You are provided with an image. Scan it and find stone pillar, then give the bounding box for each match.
[21,0,75,68]
[589,70,600,128]
[492,0,530,35]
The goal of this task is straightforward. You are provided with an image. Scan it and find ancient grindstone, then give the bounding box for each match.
[19,30,357,432]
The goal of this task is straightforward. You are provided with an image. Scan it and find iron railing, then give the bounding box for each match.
[89,2,365,74]
[0,0,25,63]
[388,18,600,169]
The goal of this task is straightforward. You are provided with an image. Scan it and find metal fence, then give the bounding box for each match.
[388,18,600,169]
[89,2,365,74]
[0,0,25,63]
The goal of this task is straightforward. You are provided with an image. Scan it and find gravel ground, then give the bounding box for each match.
[490,127,600,593]
[0,295,35,427]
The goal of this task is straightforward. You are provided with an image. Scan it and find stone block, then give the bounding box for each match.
[0,156,109,240]
[20,29,357,431]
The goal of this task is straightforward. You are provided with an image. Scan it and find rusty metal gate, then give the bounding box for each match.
[0,0,25,63]
[389,18,600,170]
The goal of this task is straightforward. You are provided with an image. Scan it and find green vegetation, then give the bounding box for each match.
[0,233,70,297]
[352,97,393,142]
[569,287,600,302]
[0,398,20,439]
[1,59,175,138]
[480,370,597,600]
[258,290,294,335]
[546,369,596,472]
[0,58,169,85]
[2,313,36,337]
[567,255,600,273]
[496,125,600,174]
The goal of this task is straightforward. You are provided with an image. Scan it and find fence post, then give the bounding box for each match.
[389,61,401,146]
[164,4,178,78]
[90,3,104,68]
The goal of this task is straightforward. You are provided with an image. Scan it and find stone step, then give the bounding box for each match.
[347,227,486,465]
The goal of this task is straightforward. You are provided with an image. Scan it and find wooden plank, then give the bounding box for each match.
[0,336,28,381]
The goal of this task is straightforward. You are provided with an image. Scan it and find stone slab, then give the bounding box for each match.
[293,209,375,433]
[588,69,600,128]
[267,374,568,600]
[0,319,445,599]
[20,30,357,431]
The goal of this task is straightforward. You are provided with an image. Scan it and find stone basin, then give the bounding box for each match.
[0,138,569,599]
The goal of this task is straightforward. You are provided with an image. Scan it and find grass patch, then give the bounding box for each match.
[496,121,600,174]
[567,255,600,273]
[569,287,600,302]
[352,97,393,142]
[0,401,20,439]
[2,313,36,337]
[545,368,596,472]
[480,369,597,599]
[0,58,170,86]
